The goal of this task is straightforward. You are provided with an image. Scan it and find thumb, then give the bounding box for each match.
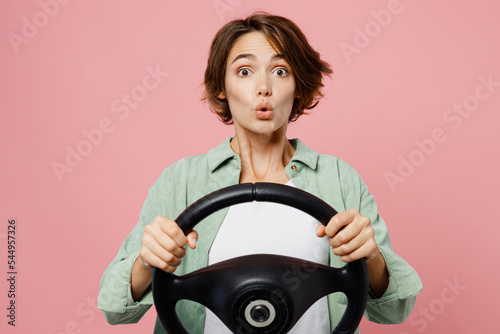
[186,230,198,249]
[316,224,326,237]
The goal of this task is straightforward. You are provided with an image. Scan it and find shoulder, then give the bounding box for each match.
[331,156,367,198]
[156,151,210,186]
[304,143,368,205]
[167,152,210,172]
[154,137,234,189]
[162,137,234,176]
[314,152,362,185]
[292,138,354,171]
[322,155,362,181]
[146,150,213,216]
[317,154,366,200]
[292,137,363,183]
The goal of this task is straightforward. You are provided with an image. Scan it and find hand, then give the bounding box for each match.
[139,215,198,273]
[316,208,379,263]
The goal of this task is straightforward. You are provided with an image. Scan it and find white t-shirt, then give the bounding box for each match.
[204,180,331,333]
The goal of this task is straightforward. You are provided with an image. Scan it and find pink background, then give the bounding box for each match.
[1,1,499,333]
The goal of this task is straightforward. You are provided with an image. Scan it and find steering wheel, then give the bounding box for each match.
[152,182,368,334]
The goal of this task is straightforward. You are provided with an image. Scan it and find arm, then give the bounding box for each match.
[97,171,198,325]
[321,161,422,324]
[354,174,422,324]
[97,183,161,325]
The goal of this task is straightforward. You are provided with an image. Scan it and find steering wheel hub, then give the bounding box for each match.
[247,301,274,325]
[233,287,290,333]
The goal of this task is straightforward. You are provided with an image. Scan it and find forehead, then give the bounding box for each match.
[228,32,280,62]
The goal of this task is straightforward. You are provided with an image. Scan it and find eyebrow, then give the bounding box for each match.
[231,53,285,64]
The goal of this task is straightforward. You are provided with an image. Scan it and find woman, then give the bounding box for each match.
[98,12,422,333]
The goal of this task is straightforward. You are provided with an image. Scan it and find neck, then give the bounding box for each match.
[230,126,295,184]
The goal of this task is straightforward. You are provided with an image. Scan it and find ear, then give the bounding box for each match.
[218,91,226,100]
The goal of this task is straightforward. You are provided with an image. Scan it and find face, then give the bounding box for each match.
[219,32,298,136]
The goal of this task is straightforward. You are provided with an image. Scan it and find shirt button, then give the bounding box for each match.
[291,165,297,171]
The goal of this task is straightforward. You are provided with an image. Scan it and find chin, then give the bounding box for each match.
[252,123,286,135]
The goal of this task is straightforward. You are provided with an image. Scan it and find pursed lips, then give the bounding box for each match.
[255,102,273,120]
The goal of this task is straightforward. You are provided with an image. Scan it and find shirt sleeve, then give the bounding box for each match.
[340,161,423,324]
[97,173,165,325]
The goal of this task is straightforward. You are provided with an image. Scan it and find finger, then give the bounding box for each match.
[316,224,326,237]
[334,235,378,263]
[329,220,363,248]
[139,247,181,273]
[186,230,198,249]
[158,219,188,248]
[338,240,378,263]
[331,231,365,257]
[155,232,188,259]
[143,234,184,267]
[145,223,187,259]
[331,220,375,255]
[325,209,357,237]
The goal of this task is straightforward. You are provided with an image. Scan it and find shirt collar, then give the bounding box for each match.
[207,137,319,173]
[289,138,318,170]
[207,137,238,172]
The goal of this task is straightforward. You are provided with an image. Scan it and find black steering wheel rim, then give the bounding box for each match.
[152,182,368,334]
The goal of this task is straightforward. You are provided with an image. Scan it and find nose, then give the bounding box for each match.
[257,74,272,97]
[258,88,271,96]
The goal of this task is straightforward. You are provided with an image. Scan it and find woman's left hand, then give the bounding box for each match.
[315,208,379,263]
[316,208,389,297]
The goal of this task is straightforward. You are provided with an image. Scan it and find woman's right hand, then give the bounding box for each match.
[139,215,198,273]
[131,216,197,301]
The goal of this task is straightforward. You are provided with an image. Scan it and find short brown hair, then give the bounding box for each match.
[203,12,333,124]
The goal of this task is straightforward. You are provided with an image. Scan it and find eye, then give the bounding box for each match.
[273,67,289,77]
[237,68,252,77]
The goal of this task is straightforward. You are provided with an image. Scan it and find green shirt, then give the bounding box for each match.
[98,137,422,333]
